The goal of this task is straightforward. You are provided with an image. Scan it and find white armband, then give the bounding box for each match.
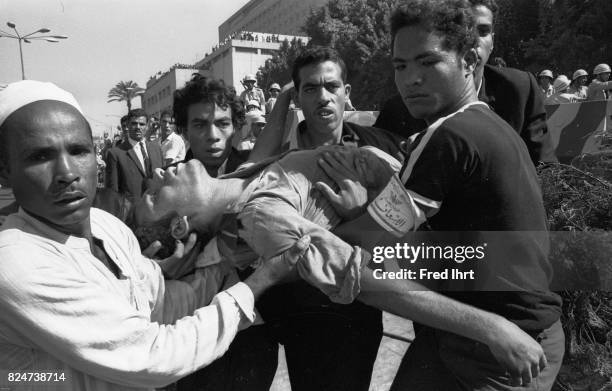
[367,174,421,237]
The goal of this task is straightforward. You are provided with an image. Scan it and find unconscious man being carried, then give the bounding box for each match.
[134,143,556,389]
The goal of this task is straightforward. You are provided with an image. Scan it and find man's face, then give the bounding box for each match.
[392,25,472,124]
[296,60,350,136]
[472,5,495,69]
[137,160,216,229]
[160,114,175,138]
[245,81,255,90]
[576,76,588,86]
[0,101,97,236]
[186,102,234,169]
[128,115,148,142]
[270,89,280,98]
[539,76,552,88]
[598,72,610,82]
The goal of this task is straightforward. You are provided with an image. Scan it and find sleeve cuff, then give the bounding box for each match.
[224,282,256,323]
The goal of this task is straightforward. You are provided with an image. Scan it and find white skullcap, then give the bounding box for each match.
[0,80,84,128]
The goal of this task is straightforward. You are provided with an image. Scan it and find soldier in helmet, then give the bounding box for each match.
[265,82,281,114]
[587,63,612,101]
[538,69,554,98]
[568,69,588,101]
[239,74,266,109]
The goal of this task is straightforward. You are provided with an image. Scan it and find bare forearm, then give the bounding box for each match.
[358,270,507,346]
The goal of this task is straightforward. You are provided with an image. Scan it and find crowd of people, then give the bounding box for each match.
[0,0,609,390]
[537,64,611,104]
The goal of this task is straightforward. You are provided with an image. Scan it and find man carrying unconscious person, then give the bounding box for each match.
[136,130,558,391]
[316,0,563,389]
[0,80,309,391]
[247,46,404,391]
[374,0,556,165]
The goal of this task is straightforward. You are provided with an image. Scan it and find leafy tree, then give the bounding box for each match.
[107,81,145,113]
[491,0,540,69]
[257,38,307,95]
[524,0,612,75]
[303,0,400,110]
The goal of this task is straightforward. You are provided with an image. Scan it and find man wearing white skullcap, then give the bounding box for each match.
[0,80,309,390]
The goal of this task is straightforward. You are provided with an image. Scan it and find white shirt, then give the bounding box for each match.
[0,208,255,390]
[160,132,186,164]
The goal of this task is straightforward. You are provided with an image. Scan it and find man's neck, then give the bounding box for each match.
[188,177,247,230]
[25,208,93,241]
[425,79,479,126]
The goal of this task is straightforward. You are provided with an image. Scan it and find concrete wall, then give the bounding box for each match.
[196,34,308,94]
[142,68,201,118]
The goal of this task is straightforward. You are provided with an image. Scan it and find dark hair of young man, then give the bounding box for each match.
[390,0,478,55]
[127,108,148,121]
[291,46,348,89]
[173,75,245,129]
[120,115,129,127]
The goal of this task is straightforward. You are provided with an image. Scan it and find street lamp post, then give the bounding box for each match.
[0,22,67,80]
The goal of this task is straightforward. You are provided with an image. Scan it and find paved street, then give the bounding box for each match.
[270,313,413,391]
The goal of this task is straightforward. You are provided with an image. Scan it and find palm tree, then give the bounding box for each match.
[107,80,144,112]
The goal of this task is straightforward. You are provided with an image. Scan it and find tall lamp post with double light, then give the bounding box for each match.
[0,22,68,80]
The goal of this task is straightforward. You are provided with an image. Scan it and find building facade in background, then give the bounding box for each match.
[218,0,327,40]
[141,66,202,119]
[194,32,308,95]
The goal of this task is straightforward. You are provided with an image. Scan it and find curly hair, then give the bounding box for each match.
[291,46,347,90]
[390,0,478,55]
[173,75,245,128]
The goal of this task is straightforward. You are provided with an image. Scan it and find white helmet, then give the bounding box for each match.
[553,75,570,92]
[538,69,553,79]
[593,63,611,75]
[269,83,281,91]
[572,69,588,80]
[244,74,257,82]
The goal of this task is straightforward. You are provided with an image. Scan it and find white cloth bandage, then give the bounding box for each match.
[0,80,84,127]
[367,174,428,237]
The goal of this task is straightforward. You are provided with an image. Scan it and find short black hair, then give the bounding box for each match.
[160,110,173,119]
[291,46,347,90]
[390,0,478,56]
[120,115,129,126]
[128,108,148,121]
[173,75,245,128]
[468,0,498,26]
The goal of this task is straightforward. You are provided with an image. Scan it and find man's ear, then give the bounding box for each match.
[344,83,351,99]
[463,49,479,75]
[293,87,301,107]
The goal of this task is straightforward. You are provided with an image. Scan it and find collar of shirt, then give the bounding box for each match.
[13,207,91,250]
[295,120,361,149]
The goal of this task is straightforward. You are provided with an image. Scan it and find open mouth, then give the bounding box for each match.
[316,108,335,119]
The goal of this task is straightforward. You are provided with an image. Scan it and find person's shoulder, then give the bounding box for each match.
[484,64,534,89]
[346,121,402,142]
[439,104,510,139]
[90,207,136,244]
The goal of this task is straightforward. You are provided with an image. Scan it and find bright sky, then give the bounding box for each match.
[0,0,250,137]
